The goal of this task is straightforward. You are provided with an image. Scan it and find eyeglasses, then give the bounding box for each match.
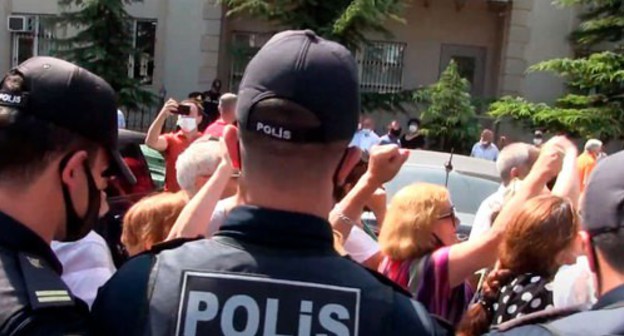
[437,206,458,228]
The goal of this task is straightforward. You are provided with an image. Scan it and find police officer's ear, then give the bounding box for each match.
[335,147,362,186]
[60,151,89,188]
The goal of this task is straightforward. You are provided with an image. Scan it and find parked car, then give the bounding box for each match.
[141,144,165,188]
[96,129,162,267]
[363,150,501,241]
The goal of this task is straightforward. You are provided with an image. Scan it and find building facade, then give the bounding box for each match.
[0,0,577,135]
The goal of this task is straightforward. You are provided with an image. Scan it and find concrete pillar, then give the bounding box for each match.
[198,0,223,90]
[0,0,13,74]
[498,0,534,97]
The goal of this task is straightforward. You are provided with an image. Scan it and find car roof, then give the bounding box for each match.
[405,149,500,182]
[118,129,146,146]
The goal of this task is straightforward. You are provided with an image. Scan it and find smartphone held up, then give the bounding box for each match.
[173,104,191,115]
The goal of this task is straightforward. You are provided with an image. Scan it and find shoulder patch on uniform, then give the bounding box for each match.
[495,305,582,332]
[17,252,75,310]
[175,271,361,336]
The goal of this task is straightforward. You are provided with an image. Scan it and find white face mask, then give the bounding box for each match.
[178,117,197,133]
[533,138,543,146]
[408,125,418,133]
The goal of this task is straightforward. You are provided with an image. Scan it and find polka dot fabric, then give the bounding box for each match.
[491,273,554,326]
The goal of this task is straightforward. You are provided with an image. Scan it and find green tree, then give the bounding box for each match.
[489,0,624,139]
[55,0,155,110]
[221,0,405,50]
[220,0,411,112]
[420,60,479,154]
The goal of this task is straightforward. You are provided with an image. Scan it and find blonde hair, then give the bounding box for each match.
[122,192,187,256]
[219,93,237,110]
[379,183,450,261]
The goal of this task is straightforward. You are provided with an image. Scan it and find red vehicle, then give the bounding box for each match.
[96,129,160,267]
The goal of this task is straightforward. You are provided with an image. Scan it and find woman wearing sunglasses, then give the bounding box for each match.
[378,136,580,326]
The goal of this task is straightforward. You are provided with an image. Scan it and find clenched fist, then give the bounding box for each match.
[532,136,573,181]
[366,145,410,186]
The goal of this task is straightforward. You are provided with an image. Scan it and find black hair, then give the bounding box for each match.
[0,72,98,185]
[593,230,624,273]
[187,91,203,100]
[407,118,421,127]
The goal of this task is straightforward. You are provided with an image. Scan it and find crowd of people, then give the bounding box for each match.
[0,29,623,335]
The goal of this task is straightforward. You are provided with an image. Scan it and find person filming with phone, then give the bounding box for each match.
[145,98,203,192]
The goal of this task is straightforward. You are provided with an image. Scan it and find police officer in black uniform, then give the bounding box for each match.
[92,30,450,335]
[0,57,134,335]
[486,151,624,335]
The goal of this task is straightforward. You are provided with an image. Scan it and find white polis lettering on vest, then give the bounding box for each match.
[177,272,360,336]
[0,93,21,105]
[256,122,292,140]
[183,292,351,336]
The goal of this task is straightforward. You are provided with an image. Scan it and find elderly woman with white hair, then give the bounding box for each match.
[577,138,603,193]
[175,138,238,198]
[167,138,240,240]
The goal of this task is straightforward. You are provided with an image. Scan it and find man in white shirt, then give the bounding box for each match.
[471,129,499,161]
[52,231,116,308]
[349,116,380,153]
[469,142,538,241]
[117,109,126,129]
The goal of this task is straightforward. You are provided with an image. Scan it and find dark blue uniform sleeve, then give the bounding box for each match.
[91,254,154,336]
[392,294,453,336]
[2,306,91,335]
[486,325,553,336]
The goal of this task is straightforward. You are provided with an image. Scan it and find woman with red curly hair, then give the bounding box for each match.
[457,195,582,335]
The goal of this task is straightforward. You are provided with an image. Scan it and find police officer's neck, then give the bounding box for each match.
[240,181,334,220]
[596,252,624,296]
[0,170,62,244]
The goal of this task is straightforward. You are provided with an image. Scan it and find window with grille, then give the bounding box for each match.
[357,41,406,93]
[229,31,274,92]
[128,19,157,85]
[10,15,56,67]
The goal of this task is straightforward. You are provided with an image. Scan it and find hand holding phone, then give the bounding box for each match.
[160,99,179,117]
[173,104,191,116]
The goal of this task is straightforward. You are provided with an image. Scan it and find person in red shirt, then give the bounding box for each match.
[203,93,237,138]
[145,99,203,192]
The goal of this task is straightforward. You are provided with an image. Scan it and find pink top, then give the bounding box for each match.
[203,118,227,138]
[379,246,473,325]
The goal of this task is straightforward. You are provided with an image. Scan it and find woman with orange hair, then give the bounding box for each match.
[378,136,580,326]
[457,195,581,335]
[121,192,187,257]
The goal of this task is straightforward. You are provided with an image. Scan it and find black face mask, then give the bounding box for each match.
[390,128,402,137]
[332,149,350,202]
[59,153,102,242]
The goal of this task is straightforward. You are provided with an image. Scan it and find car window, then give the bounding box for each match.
[385,164,499,215]
[106,143,155,197]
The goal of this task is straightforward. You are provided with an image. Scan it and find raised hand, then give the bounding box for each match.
[159,98,179,118]
[366,144,410,186]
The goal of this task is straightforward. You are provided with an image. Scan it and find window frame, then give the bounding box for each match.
[9,14,56,67]
[229,30,275,92]
[356,40,407,93]
[128,18,158,85]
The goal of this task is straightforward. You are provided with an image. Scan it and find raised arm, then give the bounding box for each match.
[145,99,177,152]
[329,145,408,240]
[551,141,580,209]
[166,139,233,240]
[446,137,567,288]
